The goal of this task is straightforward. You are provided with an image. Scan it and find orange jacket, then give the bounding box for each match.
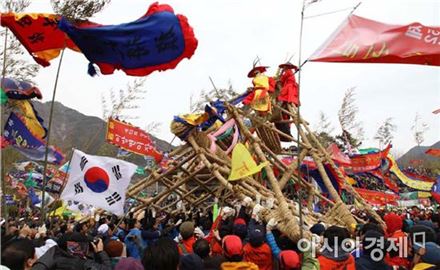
[243,243,273,270]
[318,254,355,270]
[221,262,259,270]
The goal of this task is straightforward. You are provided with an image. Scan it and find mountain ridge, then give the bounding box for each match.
[3,100,173,169]
[397,141,440,170]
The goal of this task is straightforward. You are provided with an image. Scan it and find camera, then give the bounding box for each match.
[93,237,101,245]
[126,235,136,241]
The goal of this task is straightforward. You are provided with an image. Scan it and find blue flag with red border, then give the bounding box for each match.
[3,112,64,164]
[58,2,197,77]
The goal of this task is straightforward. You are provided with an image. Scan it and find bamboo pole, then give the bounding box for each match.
[287,104,360,228]
[159,176,198,203]
[148,167,204,205]
[41,49,65,222]
[299,116,384,227]
[279,149,308,190]
[1,28,9,229]
[127,153,196,196]
[228,105,308,240]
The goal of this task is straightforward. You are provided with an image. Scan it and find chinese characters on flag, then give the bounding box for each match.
[354,187,398,206]
[348,145,391,173]
[0,13,82,66]
[310,15,440,66]
[106,118,163,163]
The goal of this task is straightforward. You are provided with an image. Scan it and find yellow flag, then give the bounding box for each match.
[52,202,67,217]
[388,155,434,191]
[178,112,209,126]
[228,143,269,181]
[13,100,46,139]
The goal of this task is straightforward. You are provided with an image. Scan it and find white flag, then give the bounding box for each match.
[60,149,137,215]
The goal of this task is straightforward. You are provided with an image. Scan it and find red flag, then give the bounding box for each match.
[349,144,391,173]
[425,148,440,158]
[370,170,399,193]
[310,15,440,66]
[0,136,10,149]
[106,118,163,162]
[354,187,398,206]
[0,13,82,66]
[327,143,351,166]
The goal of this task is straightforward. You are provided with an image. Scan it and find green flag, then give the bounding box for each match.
[212,202,219,222]
[0,88,7,105]
[24,172,37,188]
[400,192,418,200]
[136,167,145,175]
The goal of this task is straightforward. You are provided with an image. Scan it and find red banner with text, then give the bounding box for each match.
[310,15,440,66]
[354,187,398,206]
[348,145,391,173]
[106,118,163,162]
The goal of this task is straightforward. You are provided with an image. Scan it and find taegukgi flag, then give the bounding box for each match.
[60,149,137,215]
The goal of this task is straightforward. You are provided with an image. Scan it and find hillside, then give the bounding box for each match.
[397,141,440,170]
[3,101,173,169]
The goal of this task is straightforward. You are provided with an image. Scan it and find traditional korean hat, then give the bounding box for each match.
[247,66,268,78]
[278,61,298,70]
[247,58,269,78]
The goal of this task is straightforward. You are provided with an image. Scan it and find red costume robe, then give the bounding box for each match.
[277,69,299,106]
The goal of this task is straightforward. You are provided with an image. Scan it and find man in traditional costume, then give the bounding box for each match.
[273,62,299,141]
[277,62,299,107]
[242,65,275,115]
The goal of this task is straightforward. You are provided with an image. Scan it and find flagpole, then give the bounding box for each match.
[296,0,306,242]
[47,148,74,227]
[41,48,65,223]
[292,0,362,243]
[291,2,362,76]
[1,28,9,230]
[56,148,74,199]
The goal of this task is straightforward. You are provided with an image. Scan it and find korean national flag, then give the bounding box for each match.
[60,149,137,215]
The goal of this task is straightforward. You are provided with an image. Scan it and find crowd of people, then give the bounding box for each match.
[351,173,390,192]
[1,197,440,270]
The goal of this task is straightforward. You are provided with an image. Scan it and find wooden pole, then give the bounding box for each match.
[56,148,74,199]
[41,49,65,223]
[1,28,9,228]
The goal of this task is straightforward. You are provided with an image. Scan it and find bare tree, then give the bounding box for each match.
[145,122,162,136]
[313,111,337,148]
[50,0,111,20]
[337,87,364,150]
[374,117,396,149]
[2,0,30,13]
[192,80,240,111]
[101,78,147,121]
[315,111,334,134]
[411,112,429,146]
[1,0,40,83]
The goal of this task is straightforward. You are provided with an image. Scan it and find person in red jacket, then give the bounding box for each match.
[178,221,196,255]
[383,212,410,269]
[273,62,299,141]
[243,225,273,270]
[221,235,258,270]
[317,226,355,270]
[277,62,299,107]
